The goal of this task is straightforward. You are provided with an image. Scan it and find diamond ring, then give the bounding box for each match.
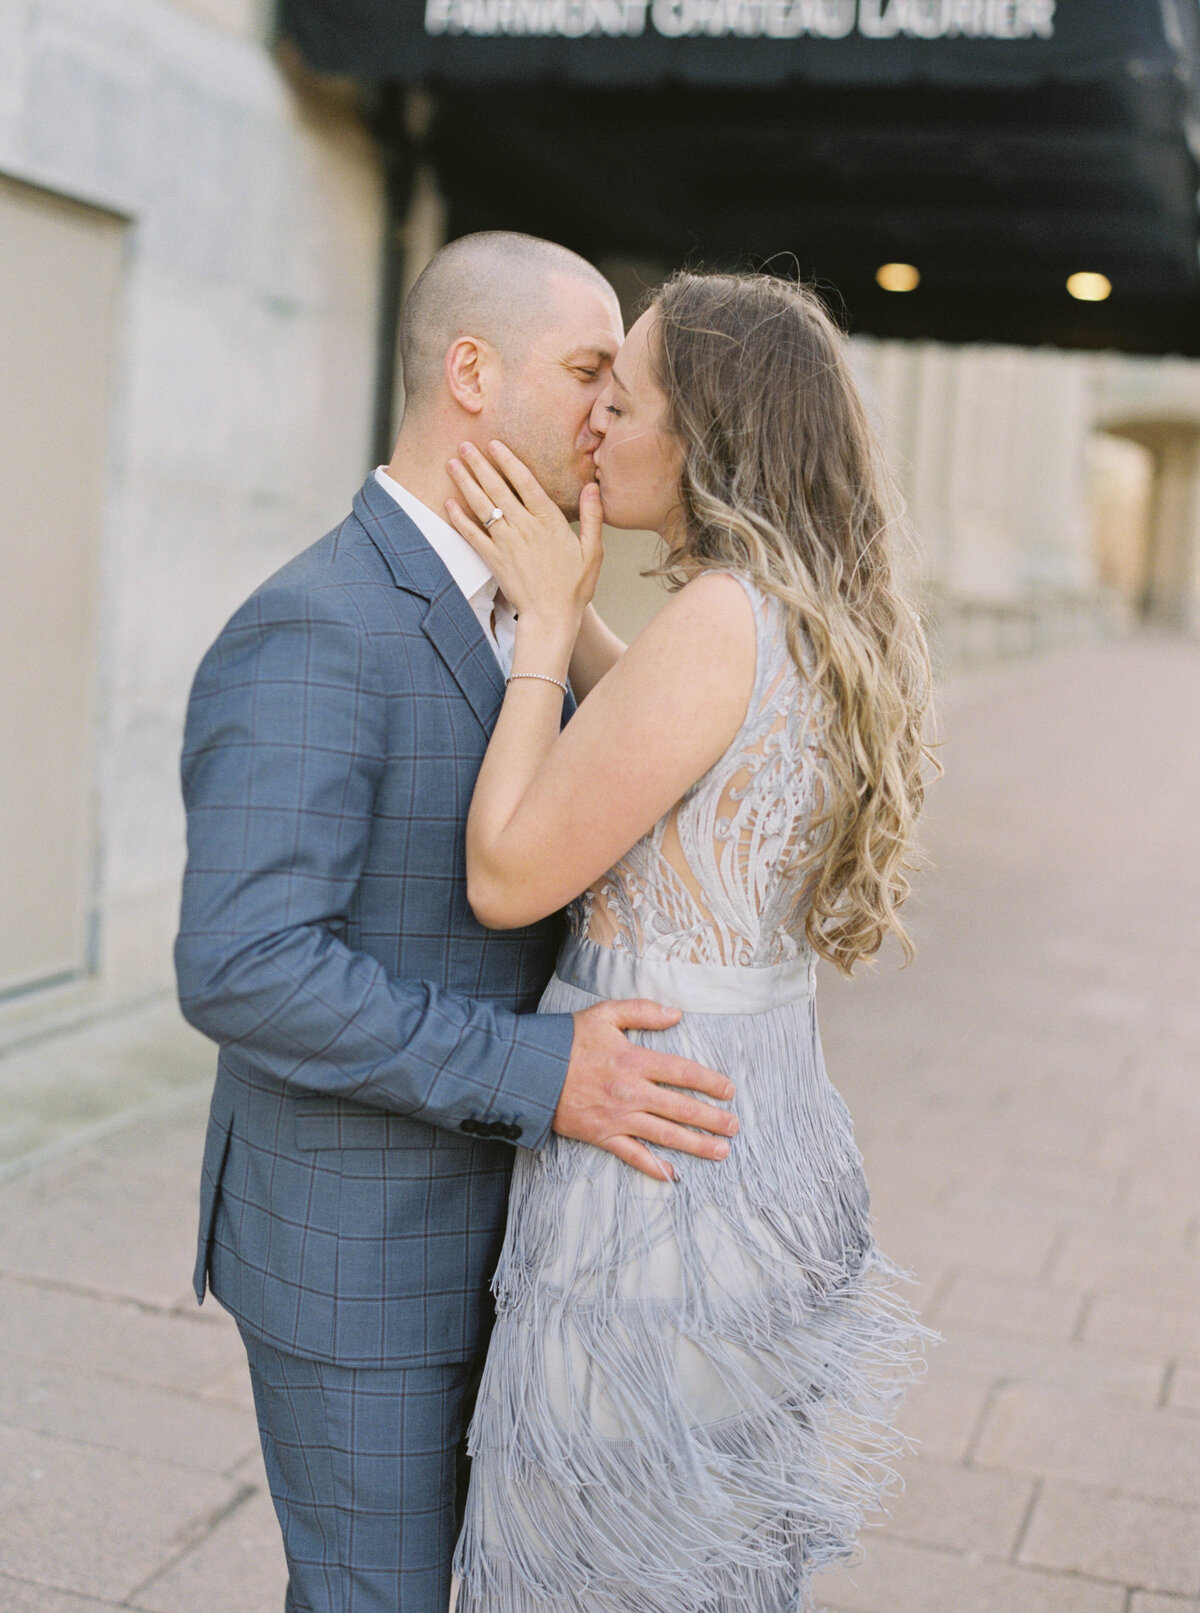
[483,507,505,530]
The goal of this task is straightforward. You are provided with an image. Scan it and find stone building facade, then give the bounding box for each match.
[1,0,1197,1030]
[0,0,382,1025]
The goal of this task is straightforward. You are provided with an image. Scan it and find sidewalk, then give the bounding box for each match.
[1,630,1198,1612]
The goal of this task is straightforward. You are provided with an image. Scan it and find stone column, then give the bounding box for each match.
[905,342,959,590]
[1144,431,1200,631]
[1009,348,1093,593]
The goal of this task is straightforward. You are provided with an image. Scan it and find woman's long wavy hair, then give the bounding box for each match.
[646,269,941,976]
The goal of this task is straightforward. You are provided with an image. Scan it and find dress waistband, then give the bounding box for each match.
[554,934,817,1016]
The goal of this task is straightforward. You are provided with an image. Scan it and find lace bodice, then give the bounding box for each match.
[570,570,827,967]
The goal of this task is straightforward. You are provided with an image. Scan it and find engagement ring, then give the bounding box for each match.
[483,507,504,529]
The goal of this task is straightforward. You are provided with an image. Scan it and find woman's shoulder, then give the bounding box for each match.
[670,564,766,617]
[672,569,817,707]
[640,567,760,659]
[608,567,758,728]
[682,565,785,628]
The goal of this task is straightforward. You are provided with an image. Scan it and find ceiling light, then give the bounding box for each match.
[876,262,920,293]
[1067,272,1112,302]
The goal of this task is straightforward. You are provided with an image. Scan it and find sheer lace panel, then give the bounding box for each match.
[570,570,827,967]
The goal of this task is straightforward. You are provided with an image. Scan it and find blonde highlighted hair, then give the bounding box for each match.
[646,270,941,976]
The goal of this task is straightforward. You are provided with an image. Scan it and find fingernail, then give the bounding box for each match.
[726,1117,739,1134]
[714,1140,729,1158]
[460,441,475,455]
[448,458,460,473]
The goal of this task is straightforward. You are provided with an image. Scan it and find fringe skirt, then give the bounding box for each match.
[453,935,933,1613]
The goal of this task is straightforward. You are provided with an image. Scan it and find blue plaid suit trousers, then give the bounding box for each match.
[241,1326,480,1613]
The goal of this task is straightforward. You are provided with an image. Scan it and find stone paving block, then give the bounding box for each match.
[1167,1364,1200,1414]
[131,1481,287,1613]
[1094,1115,1200,1175]
[0,1001,212,1169]
[1050,1235,1200,1303]
[822,1074,925,1139]
[933,1325,1165,1403]
[0,1274,243,1396]
[1019,1481,1200,1595]
[879,1203,1063,1284]
[196,1355,257,1414]
[228,1445,268,1481]
[1084,1292,1200,1365]
[812,1534,1127,1613]
[893,1369,994,1463]
[891,1109,1102,1171]
[0,1121,202,1311]
[851,1145,960,1218]
[870,1134,1007,1198]
[875,1455,1034,1556]
[0,1578,116,1611]
[974,1383,1200,1504]
[0,1422,241,1602]
[932,1275,1085,1342]
[1055,1201,1198,1250]
[0,1355,259,1474]
[88,1098,217,1190]
[940,1161,1127,1217]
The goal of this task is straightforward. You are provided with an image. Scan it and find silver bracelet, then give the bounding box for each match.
[505,671,568,695]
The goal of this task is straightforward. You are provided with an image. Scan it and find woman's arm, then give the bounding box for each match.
[467,568,755,929]
[444,438,756,929]
[569,602,627,701]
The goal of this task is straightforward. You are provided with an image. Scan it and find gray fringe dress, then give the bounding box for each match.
[453,571,931,1613]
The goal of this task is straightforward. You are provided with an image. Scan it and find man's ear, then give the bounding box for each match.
[445,335,500,415]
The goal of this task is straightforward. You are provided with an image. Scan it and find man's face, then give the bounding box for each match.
[486,275,624,518]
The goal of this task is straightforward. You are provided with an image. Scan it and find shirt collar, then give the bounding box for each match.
[374,466,496,603]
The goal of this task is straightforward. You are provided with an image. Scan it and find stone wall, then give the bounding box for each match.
[849,337,1127,674]
[0,0,384,1019]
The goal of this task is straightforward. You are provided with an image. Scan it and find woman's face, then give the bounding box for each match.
[589,306,685,539]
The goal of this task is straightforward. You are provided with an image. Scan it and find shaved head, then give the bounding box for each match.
[399,231,616,412]
[387,231,622,519]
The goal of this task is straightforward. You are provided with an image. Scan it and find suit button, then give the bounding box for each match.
[504,1123,522,1140]
[458,1118,480,1135]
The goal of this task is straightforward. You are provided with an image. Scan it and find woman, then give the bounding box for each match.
[443,270,939,1613]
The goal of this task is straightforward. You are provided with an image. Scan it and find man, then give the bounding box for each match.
[174,232,736,1613]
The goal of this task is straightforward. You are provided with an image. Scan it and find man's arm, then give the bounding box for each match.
[177,580,740,1180]
[174,582,572,1148]
[567,602,626,702]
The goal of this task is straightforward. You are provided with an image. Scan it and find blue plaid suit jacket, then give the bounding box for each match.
[176,474,576,1369]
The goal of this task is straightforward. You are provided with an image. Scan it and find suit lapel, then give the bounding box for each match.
[353,475,509,735]
[421,588,508,735]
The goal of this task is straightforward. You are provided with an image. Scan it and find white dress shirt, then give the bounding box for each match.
[374,466,516,674]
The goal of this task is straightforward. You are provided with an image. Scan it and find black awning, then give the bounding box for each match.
[281,0,1200,354]
[281,0,1172,88]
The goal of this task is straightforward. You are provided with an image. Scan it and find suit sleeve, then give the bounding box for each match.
[173,582,572,1149]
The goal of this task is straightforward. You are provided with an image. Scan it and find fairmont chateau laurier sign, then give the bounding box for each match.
[422,0,1057,40]
[280,0,1167,85]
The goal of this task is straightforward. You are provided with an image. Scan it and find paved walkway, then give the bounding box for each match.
[1,631,1198,1613]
